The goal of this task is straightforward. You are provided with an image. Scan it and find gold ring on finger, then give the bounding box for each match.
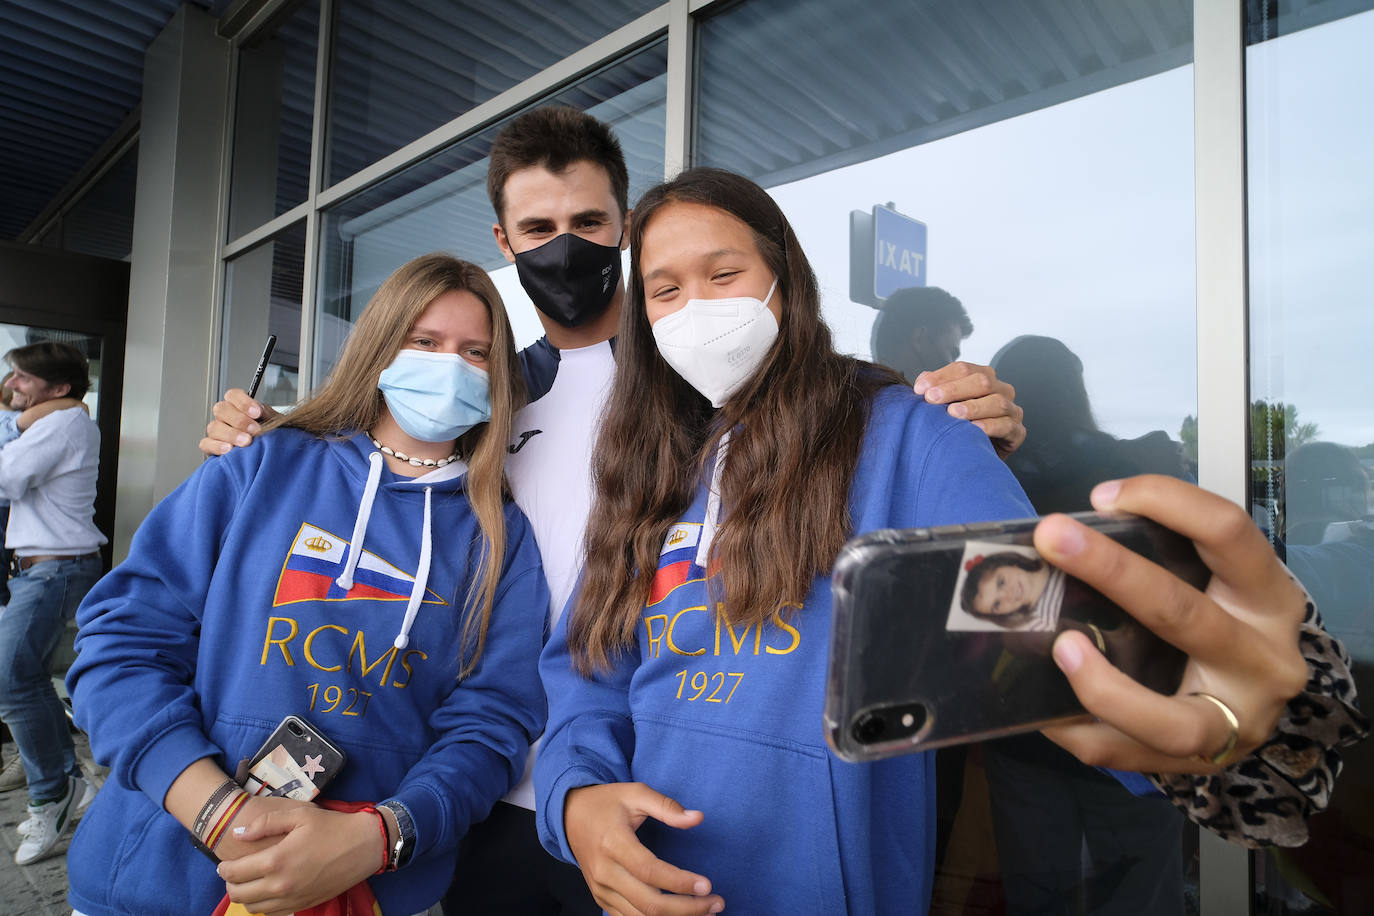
[1189,691,1241,767]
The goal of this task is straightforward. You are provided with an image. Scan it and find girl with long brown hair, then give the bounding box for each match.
[66,253,549,916]
[533,169,1336,915]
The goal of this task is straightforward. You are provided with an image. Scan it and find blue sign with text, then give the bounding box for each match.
[872,205,927,299]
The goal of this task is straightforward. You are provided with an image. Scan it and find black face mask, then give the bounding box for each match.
[513,232,622,328]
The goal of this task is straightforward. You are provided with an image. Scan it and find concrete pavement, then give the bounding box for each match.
[0,733,103,916]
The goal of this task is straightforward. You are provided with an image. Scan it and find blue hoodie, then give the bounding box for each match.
[535,386,1036,915]
[66,428,549,916]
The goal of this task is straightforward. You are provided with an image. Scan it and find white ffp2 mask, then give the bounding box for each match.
[651,278,779,408]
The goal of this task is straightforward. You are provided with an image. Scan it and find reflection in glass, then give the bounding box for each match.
[697,1,1198,912]
[1247,5,1374,913]
[228,0,321,238]
[869,287,971,384]
[325,0,660,186]
[992,335,1194,513]
[316,41,666,384]
[222,223,306,412]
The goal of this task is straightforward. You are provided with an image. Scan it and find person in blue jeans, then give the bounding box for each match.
[0,340,105,866]
[0,384,18,606]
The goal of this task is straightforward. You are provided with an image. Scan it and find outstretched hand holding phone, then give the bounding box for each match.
[1034,474,1310,773]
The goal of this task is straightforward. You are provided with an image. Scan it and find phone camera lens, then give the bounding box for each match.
[853,712,886,744]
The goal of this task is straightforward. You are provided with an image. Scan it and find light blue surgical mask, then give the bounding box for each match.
[377,349,491,442]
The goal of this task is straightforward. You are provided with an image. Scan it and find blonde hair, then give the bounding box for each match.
[269,253,524,676]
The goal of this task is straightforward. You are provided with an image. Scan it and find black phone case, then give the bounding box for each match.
[824,514,1207,762]
[244,714,346,800]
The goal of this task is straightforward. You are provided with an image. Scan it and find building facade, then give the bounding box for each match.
[11,0,1373,912]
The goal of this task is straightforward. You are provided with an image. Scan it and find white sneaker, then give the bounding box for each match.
[76,777,96,815]
[14,775,83,865]
[0,753,26,793]
[17,776,95,839]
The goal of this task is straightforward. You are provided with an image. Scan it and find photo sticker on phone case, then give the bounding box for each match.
[245,744,323,801]
[946,540,1065,633]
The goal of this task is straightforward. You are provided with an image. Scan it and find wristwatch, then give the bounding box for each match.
[377,799,415,871]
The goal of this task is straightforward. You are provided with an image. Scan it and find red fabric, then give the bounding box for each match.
[209,800,384,916]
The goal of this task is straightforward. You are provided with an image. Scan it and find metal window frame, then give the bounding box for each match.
[312,6,670,213]
[212,0,331,402]
[664,0,694,176]
[297,0,334,396]
[1194,0,1253,908]
[213,1,1260,906]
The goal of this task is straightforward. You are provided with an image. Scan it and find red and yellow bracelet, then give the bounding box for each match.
[203,790,249,852]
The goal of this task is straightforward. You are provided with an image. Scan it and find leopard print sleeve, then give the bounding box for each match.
[1147,590,1370,848]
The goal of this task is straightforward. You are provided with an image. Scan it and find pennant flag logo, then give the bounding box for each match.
[272,523,449,608]
[649,522,706,606]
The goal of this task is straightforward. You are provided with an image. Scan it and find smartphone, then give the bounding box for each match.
[824,514,1208,763]
[242,715,345,801]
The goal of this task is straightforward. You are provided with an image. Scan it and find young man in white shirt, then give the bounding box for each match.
[0,341,105,866]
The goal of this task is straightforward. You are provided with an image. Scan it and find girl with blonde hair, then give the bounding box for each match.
[66,253,548,916]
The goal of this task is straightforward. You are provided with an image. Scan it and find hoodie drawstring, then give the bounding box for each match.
[696,431,729,569]
[334,450,435,651]
[335,451,385,591]
[394,487,432,650]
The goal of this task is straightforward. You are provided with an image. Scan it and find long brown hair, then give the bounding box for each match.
[570,169,902,673]
[267,253,523,676]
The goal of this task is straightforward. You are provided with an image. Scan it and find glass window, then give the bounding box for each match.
[0,324,103,419]
[228,0,321,238]
[699,0,1199,911]
[315,41,667,384]
[62,142,138,261]
[1246,4,1374,912]
[221,221,306,412]
[325,0,661,187]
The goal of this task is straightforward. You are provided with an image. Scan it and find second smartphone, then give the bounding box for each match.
[825,514,1209,763]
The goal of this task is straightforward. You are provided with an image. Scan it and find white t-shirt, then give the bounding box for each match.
[503,338,615,809]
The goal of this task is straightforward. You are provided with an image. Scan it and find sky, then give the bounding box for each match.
[1246,11,1374,450]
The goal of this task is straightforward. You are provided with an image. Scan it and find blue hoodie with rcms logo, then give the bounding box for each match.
[535,385,1036,915]
[66,428,549,916]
